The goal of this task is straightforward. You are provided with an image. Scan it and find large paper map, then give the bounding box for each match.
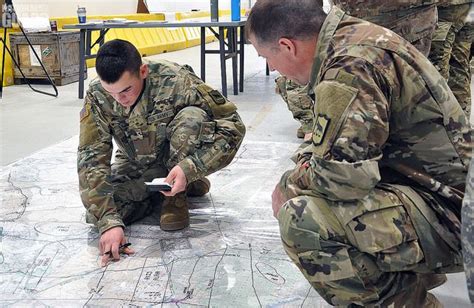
[0,138,328,307]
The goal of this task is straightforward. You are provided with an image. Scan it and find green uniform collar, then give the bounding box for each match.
[128,78,147,114]
[127,75,151,117]
[307,6,345,97]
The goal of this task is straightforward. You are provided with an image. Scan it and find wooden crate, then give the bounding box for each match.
[9,31,86,86]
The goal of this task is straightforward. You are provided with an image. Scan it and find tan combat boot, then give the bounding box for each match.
[186,177,211,197]
[420,273,447,290]
[381,275,443,308]
[160,193,189,231]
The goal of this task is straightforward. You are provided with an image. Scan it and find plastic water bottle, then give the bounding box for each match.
[231,0,240,21]
[77,7,86,24]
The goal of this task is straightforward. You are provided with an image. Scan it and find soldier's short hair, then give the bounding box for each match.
[96,39,142,83]
[246,0,326,47]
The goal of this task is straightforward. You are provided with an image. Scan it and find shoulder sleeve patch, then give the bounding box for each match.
[312,80,358,157]
[79,103,101,148]
[195,83,237,118]
[80,103,90,122]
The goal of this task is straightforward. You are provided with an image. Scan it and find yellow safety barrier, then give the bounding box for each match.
[2,10,239,87]
[83,27,186,67]
[175,11,216,48]
[0,27,20,86]
[175,10,238,48]
[53,13,181,68]
[53,13,165,30]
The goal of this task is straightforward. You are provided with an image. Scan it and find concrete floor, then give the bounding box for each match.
[0,42,472,307]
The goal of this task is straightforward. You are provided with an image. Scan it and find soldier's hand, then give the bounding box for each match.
[272,185,287,218]
[162,165,187,197]
[99,227,134,267]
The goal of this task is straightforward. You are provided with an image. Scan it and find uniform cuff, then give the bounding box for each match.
[301,121,313,133]
[178,157,200,184]
[97,213,125,235]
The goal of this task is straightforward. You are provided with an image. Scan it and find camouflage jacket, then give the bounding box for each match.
[331,0,439,17]
[78,60,246,233]
[330,0,472,16]
[280,7,472,207]
[438,0,474,7]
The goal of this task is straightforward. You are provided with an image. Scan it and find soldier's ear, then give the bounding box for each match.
[278,38,296,57]
[139,64,149,79]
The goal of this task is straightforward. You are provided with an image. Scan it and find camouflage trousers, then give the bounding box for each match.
[275,76,314,134]
[428,3,473,117]
[278,181,463,307]
[86,106,210,226]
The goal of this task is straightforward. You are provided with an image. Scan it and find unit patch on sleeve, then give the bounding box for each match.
[313,114,330,146]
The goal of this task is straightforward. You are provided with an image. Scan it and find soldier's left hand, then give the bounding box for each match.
[161,165,187,196]
[272,185,287,218]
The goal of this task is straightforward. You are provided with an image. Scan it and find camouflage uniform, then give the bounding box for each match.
[274,76,314,135]
[78,60,246,234]
[428,1,473,117]
[276,0,440,140]
[277,7,472,307]
[463,157,474,303]
[331,0,439,56]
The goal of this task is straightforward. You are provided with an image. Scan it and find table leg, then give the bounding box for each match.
[231,27,238,95]
[0,28,7,99]
[219,27,227,97]
[99,29,106,47]
[86,30,92,57]
[78,29,86,99]
[239,25,245,92]
[200,27,206,82]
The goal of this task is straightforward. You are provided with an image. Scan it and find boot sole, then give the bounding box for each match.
[160,220,189,231]
[425,275,447,290]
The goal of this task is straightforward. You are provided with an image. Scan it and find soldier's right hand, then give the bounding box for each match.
[162,165,187,196]
[99,226,134,267]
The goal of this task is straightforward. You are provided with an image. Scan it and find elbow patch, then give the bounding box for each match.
[196,83,237,118]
